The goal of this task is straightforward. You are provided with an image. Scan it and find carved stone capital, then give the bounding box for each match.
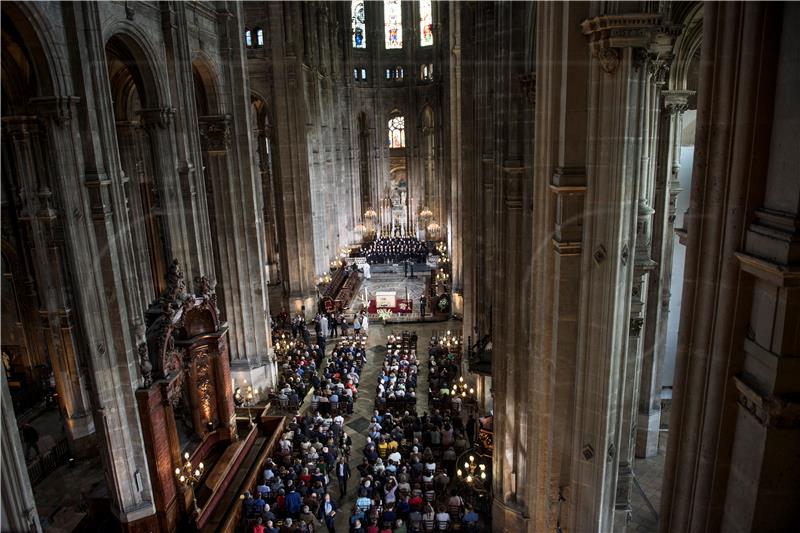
[29,96,80,127]
[595,44,621,74]
[663,90,695,115]
[139,107,175,129]
[199,114,232,153]
[582,13,679,75]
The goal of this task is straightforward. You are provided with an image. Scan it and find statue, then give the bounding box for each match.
[138,343,153,388]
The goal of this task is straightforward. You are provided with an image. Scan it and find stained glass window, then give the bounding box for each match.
[419,0,433,46]
[245,29,252,48]
[384,0,403,49]
[352,1,366,48]
[388,115,405,148]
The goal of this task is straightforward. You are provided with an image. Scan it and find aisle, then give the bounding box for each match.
[333,319,458,531]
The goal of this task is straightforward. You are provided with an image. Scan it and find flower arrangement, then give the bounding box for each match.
[377,308,393,322]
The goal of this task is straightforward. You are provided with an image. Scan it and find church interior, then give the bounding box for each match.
[1,1,798,532]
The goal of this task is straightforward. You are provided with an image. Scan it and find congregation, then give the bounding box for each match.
[239,322,487,533]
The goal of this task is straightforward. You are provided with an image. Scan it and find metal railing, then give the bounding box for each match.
[27,437,70,486]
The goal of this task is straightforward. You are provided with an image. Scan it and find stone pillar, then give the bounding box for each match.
[199,114,277,392]
[722,3,800,531]
[61,4,160,525]
[29,91,156,525]
[268,2,319,314]
[1,371,42,533]
[158,1,216,285]
[660,3,785,531]
[2,115,96,453]
[636,89,692,458]
[448,0,464,318]
[571,13,670,532]
[614,50,666,528]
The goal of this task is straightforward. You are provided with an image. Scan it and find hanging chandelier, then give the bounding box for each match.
[364,208,378,221]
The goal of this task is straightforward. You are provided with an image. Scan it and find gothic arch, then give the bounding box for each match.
[103,25,168,112]
[670,2,703,92]
[1,1,68,100]
[192,53,221,116]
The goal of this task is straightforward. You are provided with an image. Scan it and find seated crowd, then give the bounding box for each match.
[427,336,463,414]
[360,237,428,265]
[273,332,324,411]
[341,332,482,532]
[242,414,351,532]
[310,335,368,416]
[375,333,419,412]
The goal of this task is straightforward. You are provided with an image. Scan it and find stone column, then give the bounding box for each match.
[1,371,42,533]
[30,91,156,525]
[199,114,277,392]
[268,2,319,315]
[636,89,692,458]
[61,4,160,525]
[158,1,216,285]
[448,0,464,318]
[571,13,670,532]
[722,3,800,531]
[2,115,96,453]
[660,3,785,531]
[614,50,667,528]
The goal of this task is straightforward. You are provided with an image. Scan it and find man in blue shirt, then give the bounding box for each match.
[286,487,303,518]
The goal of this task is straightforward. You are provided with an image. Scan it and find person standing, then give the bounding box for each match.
[335,456,350,496]
[318,492,337,533]
[361,312,369,335]
[329,313,338,338]
[353,314,362,335]
[419,295,427,320]
[21,423,39,460]
[320,313,329,339]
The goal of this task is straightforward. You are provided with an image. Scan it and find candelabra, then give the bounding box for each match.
[456,454,487,485]
[175,452,204,516]
[451,378,475,401]
[439,330,461,349]
[243,384,260,427]
[274,334,292,357]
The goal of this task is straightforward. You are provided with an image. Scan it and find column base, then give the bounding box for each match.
[492,496,529,532]
[230,359,277,394]
[635,409,661,458]
[613,506,633,532]
[289,291,317,320]
[65,413,96,458]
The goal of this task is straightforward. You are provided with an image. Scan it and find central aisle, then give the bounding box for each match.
[332,319,458,530]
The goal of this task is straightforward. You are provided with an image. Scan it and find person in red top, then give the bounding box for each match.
[366,521,379,533]
[252,517,265,533]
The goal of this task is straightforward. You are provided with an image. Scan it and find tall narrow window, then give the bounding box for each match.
[256,28,264,47]
[388,115,405,148]
[245,29,252,48]
[419,0,433,46]
[352,1,366,48]
[384,0,403,49]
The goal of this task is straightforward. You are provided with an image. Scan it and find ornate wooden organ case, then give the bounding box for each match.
[135,261,235,532]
